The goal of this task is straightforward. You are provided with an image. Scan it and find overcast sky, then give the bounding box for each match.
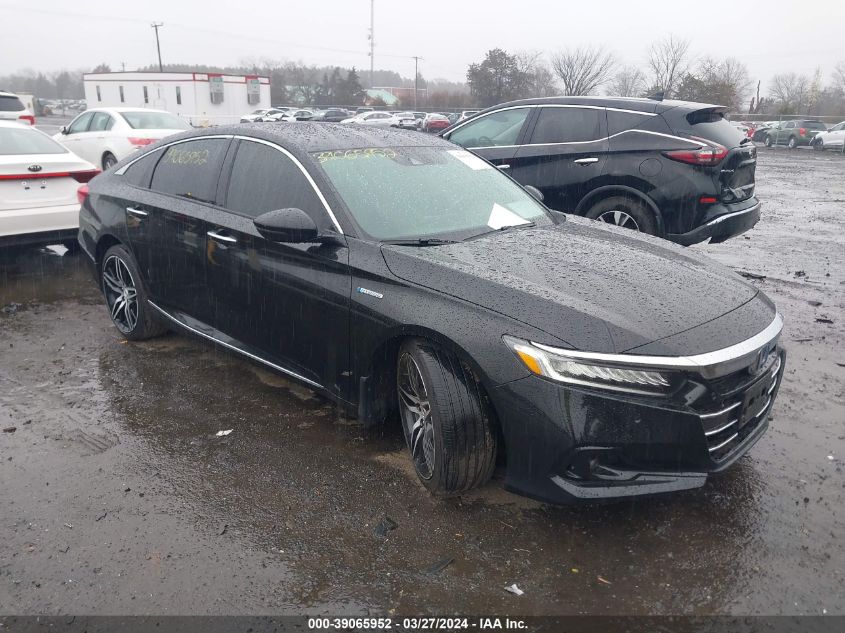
[4,0,843,92]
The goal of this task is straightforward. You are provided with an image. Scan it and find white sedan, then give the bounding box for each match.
[0,121,98,248]
[53,108,191,170]
[341,111,402,127]
[812,121,845,151]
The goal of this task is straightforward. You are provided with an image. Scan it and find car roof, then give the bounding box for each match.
[473,95,724,115]
[164,122,454,155]
[82,107,174,115]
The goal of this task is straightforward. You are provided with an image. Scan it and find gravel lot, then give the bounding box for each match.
[0,146,843,616]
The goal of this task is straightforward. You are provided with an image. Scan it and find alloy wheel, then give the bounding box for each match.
[102,255,139,333]
[398,353,436,480]
[597,210,641,231]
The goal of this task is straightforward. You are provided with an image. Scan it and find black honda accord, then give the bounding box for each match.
[77,123,785,504]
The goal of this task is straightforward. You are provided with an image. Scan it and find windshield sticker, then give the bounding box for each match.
[447,149,492,170]
[487,203,532,230]
[314,148,397,163]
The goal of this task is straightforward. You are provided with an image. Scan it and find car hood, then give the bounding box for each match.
[381,219,760,354]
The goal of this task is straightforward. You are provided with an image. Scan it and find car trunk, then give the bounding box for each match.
[0,154,91,211]
[670,106,757,205]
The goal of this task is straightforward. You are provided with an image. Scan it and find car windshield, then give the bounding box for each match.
[0,126,67,155]
[119,111,192,130]
[312,146,550,241]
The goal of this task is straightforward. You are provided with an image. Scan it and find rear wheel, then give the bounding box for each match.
[102,152,117,170]
[397,339,497,495]
[585,195,657,236]
[787,136,797,149]
[100,244,166,341]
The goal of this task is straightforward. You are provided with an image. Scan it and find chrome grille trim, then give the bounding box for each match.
[709,433,739,453]
[700,401,741,419]
[705,418,738,437]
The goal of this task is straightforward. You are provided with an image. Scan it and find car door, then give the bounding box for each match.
[206,137,351,395]
[82,111,115,168]
[506,106,608,213]
[123,137,231,324]
[57,111,94,161]
[780,121,794,144]
[443,107,533,169]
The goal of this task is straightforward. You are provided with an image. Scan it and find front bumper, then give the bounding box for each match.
[489,347,785,504]
[667,199,761,246]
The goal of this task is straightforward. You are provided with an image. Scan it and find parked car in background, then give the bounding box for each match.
[241,108,279,123]
[310,108,350,122]
[764,119,827,148]
[341,111,401,127]
[0,121,98,249]
[0,90,35,126]
[53,108,192,170]
[421,113,451,133]
[392,112,419,129]
[811,121,845,151]
[751,121,778,142]
[442,96,760,246]
[458,110,479,123]
[730,121,751,137]
[355,106,374,115]
[78,123,785,503]
[264,109,316,122]
[446,113,461,125]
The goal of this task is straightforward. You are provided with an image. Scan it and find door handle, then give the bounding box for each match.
[497,164,511,170]
[207,230,237,244]
[573,158,599,165]
[126,207,148,218]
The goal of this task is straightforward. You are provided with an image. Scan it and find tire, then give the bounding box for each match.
[102,152,118,170]
[396,339,497,495]
[100,244,166,341]
[787,136,797,149]
[764,135,773,147]
[584,195,658,236]
[813,139,824,151]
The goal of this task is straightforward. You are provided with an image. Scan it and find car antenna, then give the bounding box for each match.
[647,90,665,102]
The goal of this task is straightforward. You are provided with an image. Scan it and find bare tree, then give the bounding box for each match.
[769,72,810,114]
[696,56,751,110]
[647,35,691,98]
[516,51,559,97]
[606,66,646,97]
[833,60,845,91]
[550,46,616,96]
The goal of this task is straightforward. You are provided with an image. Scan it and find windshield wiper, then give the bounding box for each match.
[467,221,536,240]
[382,238,461,247]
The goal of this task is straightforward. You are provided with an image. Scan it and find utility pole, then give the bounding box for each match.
[413,56,422,110]
[367,0,374,88]
[151,22,164,72]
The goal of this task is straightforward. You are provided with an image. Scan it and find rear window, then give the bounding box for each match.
[802,121,827,130]
[677,108,745,148]
[0,126,66,155]
[120,111,191,131]
[0,95,25,112]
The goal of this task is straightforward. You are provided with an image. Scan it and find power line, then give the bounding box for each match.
[151,22,164,72]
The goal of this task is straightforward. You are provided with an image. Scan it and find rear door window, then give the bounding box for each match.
[89,112,114,132]
[448,108,530,148]
[149,138,229,204]
[224,140,329,228]
[529,107,604,144]
[607,110,653,136]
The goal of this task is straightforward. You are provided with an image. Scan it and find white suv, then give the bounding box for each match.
[0,90,35,125]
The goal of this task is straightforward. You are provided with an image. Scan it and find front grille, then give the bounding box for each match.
[698,354,782,461]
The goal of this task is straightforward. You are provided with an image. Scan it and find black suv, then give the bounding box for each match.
[441,97,760,246]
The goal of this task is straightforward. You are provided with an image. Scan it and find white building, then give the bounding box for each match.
[83,72,271,126]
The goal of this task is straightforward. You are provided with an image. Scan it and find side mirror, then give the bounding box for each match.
[254,208,318,243]
[60,126,68,135]
[524,185,544,203]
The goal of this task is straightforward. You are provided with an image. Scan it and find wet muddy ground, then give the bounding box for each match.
[1,147,843,616]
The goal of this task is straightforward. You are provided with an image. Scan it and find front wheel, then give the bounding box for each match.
[764,135,774,147]
[397,339,497,495]
[100,244,166,340]
[585,195,657,235]
[787,136,797,149]
[813,139,824,151]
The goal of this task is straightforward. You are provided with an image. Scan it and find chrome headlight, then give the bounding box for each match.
[503,336,675,396]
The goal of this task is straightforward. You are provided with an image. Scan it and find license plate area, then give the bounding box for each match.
[739,376,770,429]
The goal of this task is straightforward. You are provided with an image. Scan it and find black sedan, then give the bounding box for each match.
[77,124,786,504]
